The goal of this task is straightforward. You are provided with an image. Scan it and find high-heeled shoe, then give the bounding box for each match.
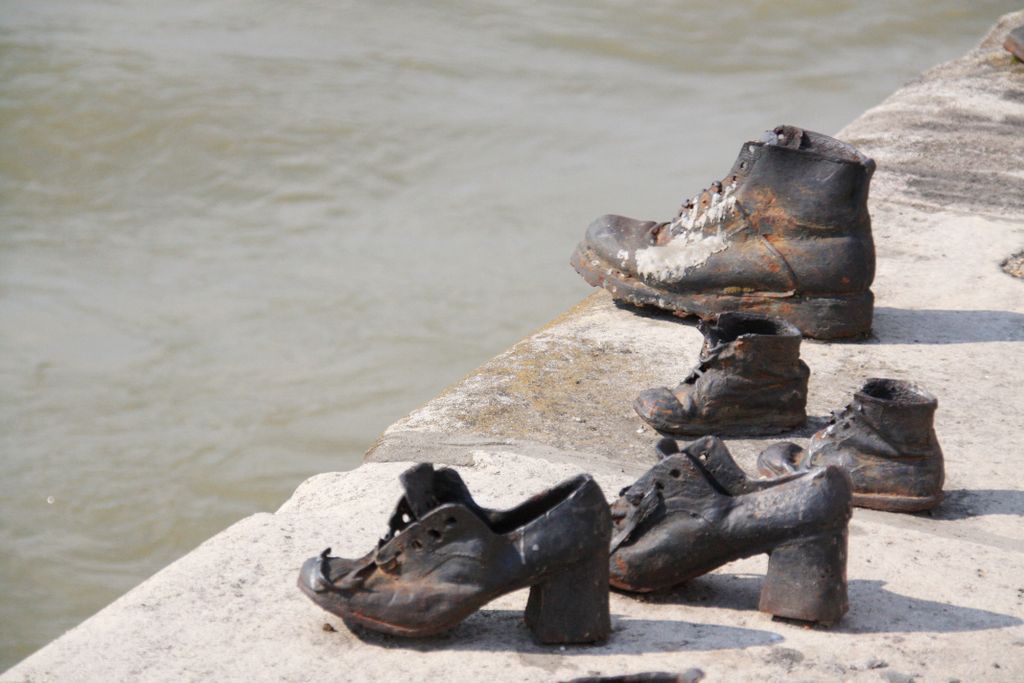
[298,463,612,643]
[610,436,852,624]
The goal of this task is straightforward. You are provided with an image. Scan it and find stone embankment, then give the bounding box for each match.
[4,10,1023,683]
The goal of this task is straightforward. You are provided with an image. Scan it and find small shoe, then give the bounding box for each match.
[758,378,944,512]
[298,463,612,643]
[634,312,809,435]
[570,125,876,340]
[610,436,852,625]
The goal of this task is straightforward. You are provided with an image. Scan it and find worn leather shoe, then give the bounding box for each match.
[298,463,611,643]
[758,378,944,512]
[634,312,809,435]
[610,437,852,624]
[571,125,876,340]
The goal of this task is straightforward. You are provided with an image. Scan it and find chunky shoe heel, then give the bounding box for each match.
[525,553,610,644]
[759,529,848,625]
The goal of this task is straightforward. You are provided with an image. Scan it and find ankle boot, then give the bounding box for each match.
[634,312,809,435]
[610,436,852,625]
[570,125,876,340]
[757,378,944,512]
[298,463,611,643]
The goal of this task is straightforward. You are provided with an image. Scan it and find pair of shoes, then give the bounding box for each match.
[570,125,876,341]
[632,313,945,511]
[298,440,853,640]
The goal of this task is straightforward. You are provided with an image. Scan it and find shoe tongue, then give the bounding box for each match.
[762,125,806,150]
[396,463,480,521]
[398,463,442,519]
[680,436,753,495]
[649,437,748,498]
[666,455,728,499]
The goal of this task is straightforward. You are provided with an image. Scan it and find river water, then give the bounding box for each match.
[0,0,1015,669]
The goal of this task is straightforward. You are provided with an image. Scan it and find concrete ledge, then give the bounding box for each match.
[5,10,1024,683]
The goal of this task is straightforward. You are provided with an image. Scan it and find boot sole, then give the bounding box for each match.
[571,243,873,341]
[632,398,806,436]
[852,490,944,512]
[299,561,610,643]
[757,457,944,513]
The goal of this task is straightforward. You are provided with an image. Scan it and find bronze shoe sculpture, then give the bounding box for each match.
[610,437,852,625]
[298,463,612,643]
[634,312,809,435]
[570,125,876,340]
[758,378,944,512]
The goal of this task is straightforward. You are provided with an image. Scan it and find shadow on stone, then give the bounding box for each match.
[839,579,1023,634]
[632,573,1021,634]
[342,608,782,653]
[614,304,1024,345]
[612,300,703,327]
[926,488,1024,520]
[870,307,1024,344]
[684,415,829,444]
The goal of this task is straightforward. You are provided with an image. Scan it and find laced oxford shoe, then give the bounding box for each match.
[610,436,852,625]
[298,463,612,643]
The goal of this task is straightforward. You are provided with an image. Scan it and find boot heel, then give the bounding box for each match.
[759,530,848,625]
[524,554,610,644]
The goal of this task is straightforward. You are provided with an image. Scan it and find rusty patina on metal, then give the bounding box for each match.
[570,126,876,340]
[634,312,809,436]
[758,378,945,512]
[610,436,852,625]
[298,463,612,643]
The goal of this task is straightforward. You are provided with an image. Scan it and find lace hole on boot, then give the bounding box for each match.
[428,529,442,541]
[669,469,681,478]
[411,539,422,550]
[445,516,457,527]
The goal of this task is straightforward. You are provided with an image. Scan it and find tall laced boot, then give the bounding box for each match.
[758,378,944,512]
[570,125,876,340]
[610,436,852,625]
[635,312,809,435]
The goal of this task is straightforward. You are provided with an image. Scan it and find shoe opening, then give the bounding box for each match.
[774,126,872,165]
[712,312,797,343]
[860,378,935,404]
[485,475,589,534]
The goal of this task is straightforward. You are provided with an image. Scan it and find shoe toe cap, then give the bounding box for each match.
[634,388,689,431]
[584,214,658,270]
[756,442,806,477]
[299,555,329,594]
[299,553,361,594]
